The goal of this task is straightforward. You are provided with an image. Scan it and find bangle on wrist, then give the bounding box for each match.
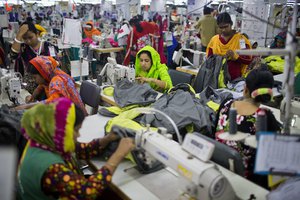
[14,38,23,44]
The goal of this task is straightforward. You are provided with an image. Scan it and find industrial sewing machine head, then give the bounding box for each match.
[100,57,135,85]
[0,69,22,105]
[280,96,300,130]
[134,127,239,200]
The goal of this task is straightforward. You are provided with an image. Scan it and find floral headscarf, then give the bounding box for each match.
[29,56,87,115]
[21,98,76,158]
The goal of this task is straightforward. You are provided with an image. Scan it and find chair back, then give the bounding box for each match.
[168,69,194,86]
[80,81,101,115]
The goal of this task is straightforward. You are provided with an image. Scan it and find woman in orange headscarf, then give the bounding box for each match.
[83,21,101,40]
[24,56,87,115]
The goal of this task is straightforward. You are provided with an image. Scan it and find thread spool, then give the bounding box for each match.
[96,75,102,86]
[229,108,237,135]
[256,110,267,140]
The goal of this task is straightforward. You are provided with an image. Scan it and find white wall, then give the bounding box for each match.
[150,0,166,13]
[187,0,207,15]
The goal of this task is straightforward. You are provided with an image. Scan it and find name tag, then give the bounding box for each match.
[239,39,246,49]
[49,46,56,57]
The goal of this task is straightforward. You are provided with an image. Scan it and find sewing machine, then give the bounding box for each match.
[135,127,240,200]
[0,69,22,104]
[100,57,135,85]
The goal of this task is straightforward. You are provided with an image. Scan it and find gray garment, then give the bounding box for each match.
[193,55,230,93]
[137,89,213,135]
[114,79,158,108]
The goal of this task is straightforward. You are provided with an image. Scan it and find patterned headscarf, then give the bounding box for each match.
[29,56,87,115]
[29,56,59,83]
[21,98,76,159]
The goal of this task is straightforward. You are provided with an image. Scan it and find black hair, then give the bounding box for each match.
[217,12,233,25]
[242,33,249,39]
[246,66,274,103]
[20,21,38,34]
[28,63,40,75]
[203,6,212,15]
[74,105,85,127]
[129,16,143,33]
[138,50,152,65]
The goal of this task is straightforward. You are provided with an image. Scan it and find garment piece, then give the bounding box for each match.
[215,99,281,179]
[138,89,213,135]
[264,56,300,74]
[19,98,111,199]
[135,46,173,92]
[194,15,218,47]
[29,56,87,115]
[207,33,252,80]
[114,79,158,108]
[193,55,230,93]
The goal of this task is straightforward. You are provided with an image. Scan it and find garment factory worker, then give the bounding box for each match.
[18,98,135,200]
[206,12,252,80]
[270,31,286,49]
[83,21,101,40]
[14,56,87,115]
[215,67,281,186]
[194,6,218,52]
[135,46,173,92]
[10,21,58,93]
[123,16,160,65]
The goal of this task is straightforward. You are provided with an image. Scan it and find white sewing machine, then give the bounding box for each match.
[100,57,135,85]
[280,96,300,129]
[135,127,240,200]
[0,68,22,104]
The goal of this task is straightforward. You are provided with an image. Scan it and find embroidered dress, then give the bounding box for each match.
[29,56,87,115]
[215,99,280,179]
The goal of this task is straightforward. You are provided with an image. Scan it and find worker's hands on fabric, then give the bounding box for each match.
[115,138,135,158]
[136,77,155,84]
[225,50,238,60]
[17,24,29,39]
[98,132,121,150]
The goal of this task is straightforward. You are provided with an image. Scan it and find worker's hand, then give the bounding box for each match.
[135,77,147,84]
[17,24,29,39]
[225,50,235,60]
[136,77,154,84]
[12,104,30,111]
[25,95,34,103]
[106,131,120,142]
[115,138,135,158]
[98,132,120,150]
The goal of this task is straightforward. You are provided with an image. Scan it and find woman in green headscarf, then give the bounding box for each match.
[135,46,173,92]
[18,98,134,200]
